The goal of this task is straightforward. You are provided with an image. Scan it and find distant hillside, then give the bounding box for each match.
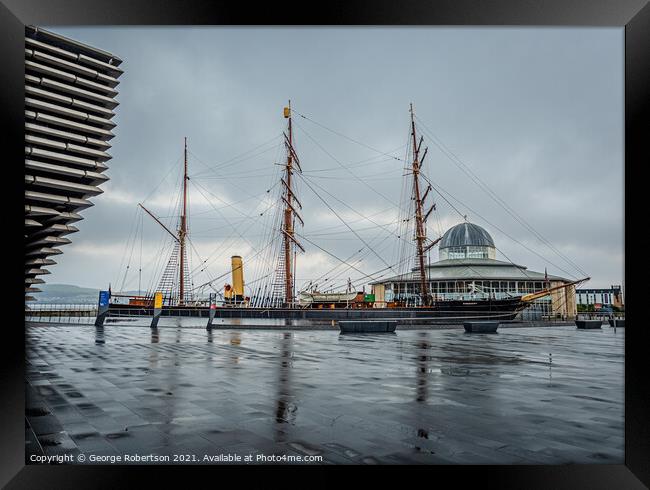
[32,284,139,304]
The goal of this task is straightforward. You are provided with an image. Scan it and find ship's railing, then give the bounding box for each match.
[106,307,212,318]
[25,302,620,326]
[25,303,98,324]
[103,306,573,324]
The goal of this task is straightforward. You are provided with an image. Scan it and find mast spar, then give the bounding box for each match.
[409,104,430,306]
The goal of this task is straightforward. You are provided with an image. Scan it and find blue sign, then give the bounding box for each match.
[99,290,110,307]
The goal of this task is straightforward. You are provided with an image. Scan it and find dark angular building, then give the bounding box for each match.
[24,26,123,300]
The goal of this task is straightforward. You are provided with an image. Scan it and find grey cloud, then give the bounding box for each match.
[44,27,623,291]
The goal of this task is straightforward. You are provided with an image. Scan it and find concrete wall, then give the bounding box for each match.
[24,26,122,300]
[371,283,385,308]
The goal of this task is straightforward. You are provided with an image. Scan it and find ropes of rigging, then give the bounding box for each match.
[297,172,409,247]
[187,133,283,177]
[423,175,579,280]
[295,171,395,273]
[292,108,405,163]
[190,180,264,259]
[318,235,398,292]
[306,228,395,291]
[113,204,140,290]
[294,231,390,285]
[294,120,399,207]
[414,114,588,279]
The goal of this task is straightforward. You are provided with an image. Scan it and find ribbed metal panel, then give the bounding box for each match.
[26,110,115,139]
[25,160,109,185]
[26,247,63,257]
[439,222,496,249]
[26,258,57,266]
[25,122,112,149]
[25,137,111,160]
[25,26,122,294]
[26,74,119,108]
[25,190,94,208]
[25,97,116,128]
[33,224,80,236]
[26,268,51,276]
[25,204,62,217]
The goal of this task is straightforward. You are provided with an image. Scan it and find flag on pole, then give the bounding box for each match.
[544,268,549,288]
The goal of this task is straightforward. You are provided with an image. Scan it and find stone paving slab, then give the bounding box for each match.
[25,324,624,465]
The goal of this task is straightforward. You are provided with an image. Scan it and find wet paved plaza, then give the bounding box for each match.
[25,323,624,464]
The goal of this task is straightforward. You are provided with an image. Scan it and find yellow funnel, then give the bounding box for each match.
[231,256,244,298]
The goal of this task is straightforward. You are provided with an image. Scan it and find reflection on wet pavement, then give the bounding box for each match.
[25,324,624,464]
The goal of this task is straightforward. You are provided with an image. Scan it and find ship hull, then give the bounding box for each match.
[107,297,528,323]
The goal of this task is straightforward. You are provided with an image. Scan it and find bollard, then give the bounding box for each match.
[206,293,216,330]
[94,290,110,327]
[464,321,499,333]
[575,319,602,329]
[339,320,397,333]
[151,292,162,328]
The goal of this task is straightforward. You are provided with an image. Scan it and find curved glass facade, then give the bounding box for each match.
[439,245,497,260]
[386,279,554,316]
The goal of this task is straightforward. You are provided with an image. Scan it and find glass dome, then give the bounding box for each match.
[438,222,496,260]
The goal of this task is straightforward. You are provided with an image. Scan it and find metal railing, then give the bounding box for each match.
[25,302,624,327]
[25,303,98,323]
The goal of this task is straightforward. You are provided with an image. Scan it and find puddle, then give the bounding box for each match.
[441,367,470,376]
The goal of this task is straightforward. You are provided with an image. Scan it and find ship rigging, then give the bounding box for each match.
[111,103,588,319]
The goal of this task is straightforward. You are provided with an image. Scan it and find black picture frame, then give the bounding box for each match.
[1,0,647,487]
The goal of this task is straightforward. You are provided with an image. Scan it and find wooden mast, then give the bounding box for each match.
[283,102,294,307]
[409,104,430,306]
[179,136,188,305]
[137,138,192,306]
[280,101,304,307]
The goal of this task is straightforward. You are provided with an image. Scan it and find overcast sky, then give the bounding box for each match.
[44,27,624,293]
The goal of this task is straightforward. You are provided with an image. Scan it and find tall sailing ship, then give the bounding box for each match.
[110,137,194,308]
[108,103,587,321]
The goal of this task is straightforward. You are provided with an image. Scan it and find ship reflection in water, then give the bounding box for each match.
[275,332,297,443]
[25,324,624,464]
[415,332,429,403]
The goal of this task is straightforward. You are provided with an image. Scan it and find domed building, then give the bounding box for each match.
[438,222,496,260]
[370,222,577,319]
